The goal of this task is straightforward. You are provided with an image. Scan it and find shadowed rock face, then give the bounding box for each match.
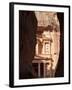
[55,13,64,77]
[19,11,37,79]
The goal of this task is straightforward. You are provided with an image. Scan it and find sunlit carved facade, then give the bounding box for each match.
[32,11,60,77]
